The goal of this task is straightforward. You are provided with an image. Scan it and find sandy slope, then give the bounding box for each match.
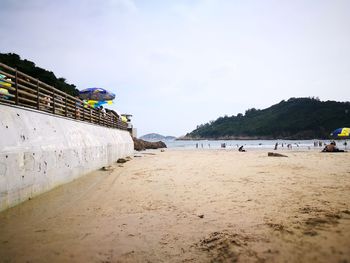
[0,149,349,263]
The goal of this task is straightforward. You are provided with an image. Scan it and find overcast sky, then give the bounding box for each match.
[1,0,349,136]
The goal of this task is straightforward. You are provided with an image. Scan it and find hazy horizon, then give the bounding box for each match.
[1,0,349,136]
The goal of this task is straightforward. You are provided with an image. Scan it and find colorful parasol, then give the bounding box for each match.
[330,128,350,138]
[79,87,115,101]
[85,100,113,109]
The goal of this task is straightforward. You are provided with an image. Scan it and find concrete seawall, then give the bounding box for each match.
[0,104,134,211]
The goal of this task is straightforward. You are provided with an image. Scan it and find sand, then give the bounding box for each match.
[0,149,349,263]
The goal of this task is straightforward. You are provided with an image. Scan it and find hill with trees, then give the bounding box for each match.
[0,53,78,96]
[185,98,350,140]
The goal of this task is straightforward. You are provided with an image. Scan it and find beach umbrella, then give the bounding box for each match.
[79,87,115,101]
[330,128,350,138]
[85,100,113,109]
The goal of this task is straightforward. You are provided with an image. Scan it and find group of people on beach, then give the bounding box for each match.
[322,141,345,152]
[192,140,347,153]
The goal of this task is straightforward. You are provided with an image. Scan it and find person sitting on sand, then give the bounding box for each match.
[238,145,246,152]
[322,141,344,152]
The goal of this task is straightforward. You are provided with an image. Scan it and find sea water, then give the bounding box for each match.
[163,139,349,151]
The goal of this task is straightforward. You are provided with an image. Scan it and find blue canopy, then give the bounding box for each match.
[79,87,115,101]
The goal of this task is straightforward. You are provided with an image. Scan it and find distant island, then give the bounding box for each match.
[139,133,176,141]
[183,97,350,140]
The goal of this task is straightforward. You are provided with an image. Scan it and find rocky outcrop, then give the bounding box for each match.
[133,137,167,151]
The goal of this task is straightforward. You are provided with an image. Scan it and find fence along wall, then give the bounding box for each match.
[0,63,127,130]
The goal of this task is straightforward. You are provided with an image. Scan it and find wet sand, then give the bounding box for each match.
[0,149,350,262]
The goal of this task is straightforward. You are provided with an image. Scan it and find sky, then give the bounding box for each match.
[1,0,349,137]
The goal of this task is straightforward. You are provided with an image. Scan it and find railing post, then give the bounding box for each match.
[75,99,77,119]
[36,79,40,110]
[15,69,19,105]
[52,88,55,114]
[65,94,68,117]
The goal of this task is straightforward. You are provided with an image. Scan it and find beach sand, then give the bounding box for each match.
[0,149,349,262]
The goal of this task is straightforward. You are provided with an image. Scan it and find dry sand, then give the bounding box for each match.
[0,149,349,263]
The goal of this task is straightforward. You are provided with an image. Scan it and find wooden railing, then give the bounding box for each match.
[0,63,127,130]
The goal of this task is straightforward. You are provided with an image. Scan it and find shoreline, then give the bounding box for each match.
[176,136,332,141]
[165,138,349,152]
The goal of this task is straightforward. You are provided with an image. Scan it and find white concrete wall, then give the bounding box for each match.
[0,104,134,211]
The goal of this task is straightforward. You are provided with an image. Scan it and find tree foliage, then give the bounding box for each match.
[187,98,350,139]
[0,53,79,96]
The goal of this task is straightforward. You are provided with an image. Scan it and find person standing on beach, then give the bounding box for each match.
[274,142,278,150]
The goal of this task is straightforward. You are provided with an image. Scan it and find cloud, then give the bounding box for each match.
[1,0,350,136]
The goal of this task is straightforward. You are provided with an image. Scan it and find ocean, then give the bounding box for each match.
[162,139,349,151]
